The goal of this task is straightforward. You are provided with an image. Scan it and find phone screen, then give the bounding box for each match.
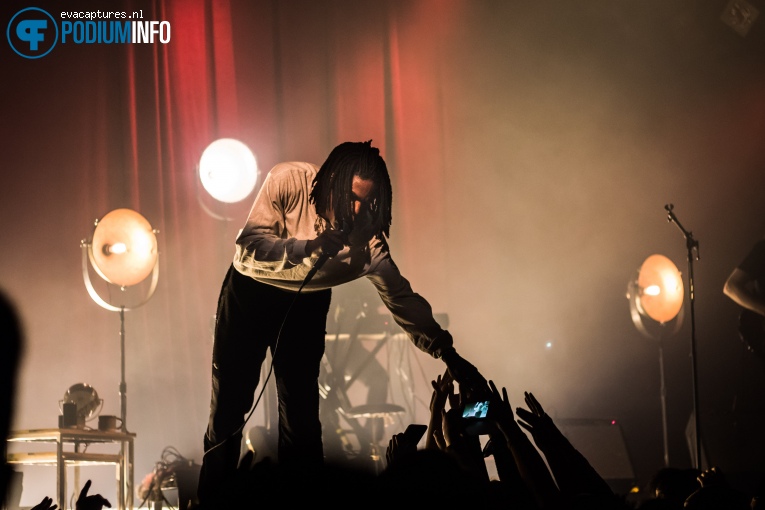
[462,400,490,419]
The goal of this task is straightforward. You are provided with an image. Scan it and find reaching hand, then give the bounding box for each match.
[441,407,464,449]
[697,466,725,488]
[487,379,519,437]
[429,370,455,414]
[76,480,111,510]
[515,391,558,443]
[440,348,488,401]
[426,369,455,450]
[31,497,57,510]
[386,431,418,466]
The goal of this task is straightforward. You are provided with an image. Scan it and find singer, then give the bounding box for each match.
[198,141,483,506]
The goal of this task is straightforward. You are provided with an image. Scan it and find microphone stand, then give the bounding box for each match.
[664,204,702,469]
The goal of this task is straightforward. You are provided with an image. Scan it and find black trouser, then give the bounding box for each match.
[198,265,331,502]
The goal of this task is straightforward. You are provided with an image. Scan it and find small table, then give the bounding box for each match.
[6,428,135,510]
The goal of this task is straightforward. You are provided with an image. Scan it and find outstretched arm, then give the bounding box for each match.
[366,256,486,394]
[516,391,614,501]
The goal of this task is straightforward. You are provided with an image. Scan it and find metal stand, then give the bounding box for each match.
[81,233,159,434]
[119,306,127,432]
[665,204,702,469]
[658,330,669,467]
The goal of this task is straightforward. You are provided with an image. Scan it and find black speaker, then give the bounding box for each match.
[555,418,636,493]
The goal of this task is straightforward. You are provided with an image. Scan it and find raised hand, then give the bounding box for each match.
[517,390,615,501]
[31,496,58,510]
[76,480,111,510]
[440,348,488,401]
[426,369,455,450]
[431,370,458,413]
[385,430,419,467]
[487,380,519,438]
[697,466,725,488]
[515,391,558,443]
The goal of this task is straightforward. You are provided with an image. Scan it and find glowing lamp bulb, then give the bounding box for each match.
[103,242,127,255]
[199,138,258,203]
[644,285,661,296]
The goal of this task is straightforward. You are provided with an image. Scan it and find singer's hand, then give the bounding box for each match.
[306,228,346,258]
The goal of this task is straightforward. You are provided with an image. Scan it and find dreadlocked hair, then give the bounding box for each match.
[310,140,393,239]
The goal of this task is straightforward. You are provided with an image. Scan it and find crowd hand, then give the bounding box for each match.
[483,437,539,509]
[517,391,613,500]
[435,403,474,453]
[426,369,455,450]
[438,406,488,481]
[515,391,560,445]
[685,467,750,510]
[31,496,57,510]
[306,227,347,258]
[440,348,488,401]
[487,381,562,510]
[76,480,111,510]
[429,369,456,414]
[486,380,522,440]
[385,431,418,467]
[697,466,725,488]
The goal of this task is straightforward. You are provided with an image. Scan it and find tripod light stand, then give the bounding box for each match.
[627,254,684,467]
[81,208,159,432]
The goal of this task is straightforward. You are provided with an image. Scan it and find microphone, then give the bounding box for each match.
[304,219,351,283]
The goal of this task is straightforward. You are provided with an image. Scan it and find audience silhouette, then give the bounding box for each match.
[185,360,765,510]
[4,284,765,509]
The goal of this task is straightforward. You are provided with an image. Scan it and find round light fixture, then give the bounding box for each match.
[637,254,684,324]
[90,209,158,287]
[198,138,258,203]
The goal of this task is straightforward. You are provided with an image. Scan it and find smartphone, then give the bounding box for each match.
[462,400,490,419]
[402,423,428,444]
[462,400,492,435]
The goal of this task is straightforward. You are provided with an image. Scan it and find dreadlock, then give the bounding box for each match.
[310,140,393,239]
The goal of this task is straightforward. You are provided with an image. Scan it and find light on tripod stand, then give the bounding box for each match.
[81,208,160,433]
[634,254,684,325]
[627,253,684,467]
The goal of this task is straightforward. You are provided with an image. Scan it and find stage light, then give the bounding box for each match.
[90,208,158,287]
[626,253,685,468]
[81,208,159,432]
[198,138,258,204]
[636,254,684,324]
